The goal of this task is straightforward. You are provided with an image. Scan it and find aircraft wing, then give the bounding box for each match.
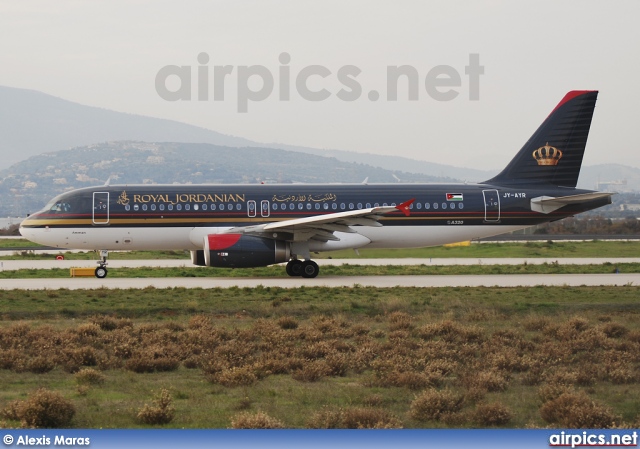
[230,199,415,242]
[530,192,613,214]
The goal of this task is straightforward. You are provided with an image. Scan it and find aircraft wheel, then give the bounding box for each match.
[286,259,303,277]
[301,260,319,278]
[95,266,108,279]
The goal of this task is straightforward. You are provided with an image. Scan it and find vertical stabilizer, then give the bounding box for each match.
[485,90,598,187]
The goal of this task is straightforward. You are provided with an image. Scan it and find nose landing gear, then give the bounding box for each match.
[95,250,109,278]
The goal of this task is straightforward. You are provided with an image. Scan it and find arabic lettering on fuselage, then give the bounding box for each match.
[272,193,337,203]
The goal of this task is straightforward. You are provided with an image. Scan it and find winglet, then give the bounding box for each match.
[396,199,415,217]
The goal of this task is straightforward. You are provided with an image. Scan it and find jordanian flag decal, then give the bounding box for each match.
[446,193,463,201]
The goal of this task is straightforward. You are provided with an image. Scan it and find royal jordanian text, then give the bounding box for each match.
[132,193,246,204]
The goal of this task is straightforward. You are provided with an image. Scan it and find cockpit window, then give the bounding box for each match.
[49,201,72,213]
[42,193,92,214]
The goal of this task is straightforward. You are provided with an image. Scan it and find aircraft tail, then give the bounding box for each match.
[485,90,598,188]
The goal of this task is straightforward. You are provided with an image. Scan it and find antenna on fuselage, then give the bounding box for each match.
[104,177,111,187]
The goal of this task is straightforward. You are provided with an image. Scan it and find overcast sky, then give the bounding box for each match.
[1,0,639,170]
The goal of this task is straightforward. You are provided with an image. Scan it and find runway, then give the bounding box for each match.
[1,258,638,290]
[2,257,640,271]
[1,273,638,290]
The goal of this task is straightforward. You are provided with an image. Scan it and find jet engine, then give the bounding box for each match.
[201,234,290,268]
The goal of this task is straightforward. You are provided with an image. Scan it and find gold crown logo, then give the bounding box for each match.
[532,142,562,166]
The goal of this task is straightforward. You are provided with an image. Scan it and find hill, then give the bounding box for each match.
[0,141,451,216]
[1,85,638,192]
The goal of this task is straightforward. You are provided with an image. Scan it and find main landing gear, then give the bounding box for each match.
[285,259,319,278]
[95,250,109,279]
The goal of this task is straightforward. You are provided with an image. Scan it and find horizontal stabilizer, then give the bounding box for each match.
[530,192,613,214]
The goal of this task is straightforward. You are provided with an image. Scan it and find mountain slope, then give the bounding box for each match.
[0,86,258,169]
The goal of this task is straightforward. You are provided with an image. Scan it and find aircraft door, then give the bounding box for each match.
[482,189,500,222]
[93,192,110,225]
[247,200,257,218]
[261,200,270,217]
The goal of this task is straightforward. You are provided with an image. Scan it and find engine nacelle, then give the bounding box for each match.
[203,234,290,268]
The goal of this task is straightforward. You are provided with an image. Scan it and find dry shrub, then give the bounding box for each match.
[308,407,402,429]
[301,341,332,360]
[61,346,102,373]
[567,316,590,332]
[410,389,464,422]
[463,369,510,392]
[363,394,383,407]
[324,353,350,377]
[230,411,285,429]
[387,311,414,331]
[627,330,640,343]
[277,316,299,330]
[26,356,56,374]
[2,389,75,428]
[292,360,328,382]
[521,315,551,332]
[124,350,180,373]
[600,322,629,339]
[76,323,101,337]
[0,349,22,370]
[417,320,483,344]
[606,361,637,384]
[338,407,403,429]
[540,391,619,428]
[486,349,532,373]
[74,368,106,385]
[137,389,175,425]
[90,315,132,331]
[473,402,513,426]
[379,370,432,390]
[214,366,258,387]
[538,381,575,402]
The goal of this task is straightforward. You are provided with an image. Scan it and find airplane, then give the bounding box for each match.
[19,90,612,279]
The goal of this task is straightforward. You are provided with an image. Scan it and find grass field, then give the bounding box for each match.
[1,285,639,428]
[1,240,640,260]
